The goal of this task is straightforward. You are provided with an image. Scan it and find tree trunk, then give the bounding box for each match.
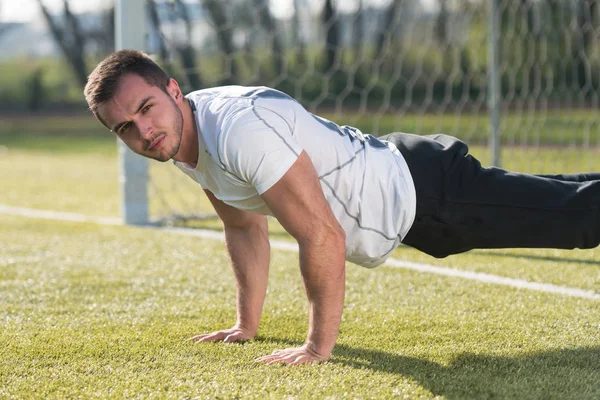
[573,0,599,90]
[353,0,364,63]
[375,0,401,59]
[292,0,307,71]
[202,0,239,85]
[254,0,284,77]
[103,6,115,53]
[435,0,448,46]
[579,0,599,58]
[147,0,170,63]
[36,0,88,87]
[174,0,203,89]
[323,0,339,73]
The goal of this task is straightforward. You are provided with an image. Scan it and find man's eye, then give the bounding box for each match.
[142,104,152,113]
[120,123,131,134]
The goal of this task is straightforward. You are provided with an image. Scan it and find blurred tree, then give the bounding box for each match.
[435,0,453,83]
[352,0,365,63]
[348,0,368,100]
[573,0,599,90]
[543,0,569,95]
[173,0,203,89]
[85,5,114,54]
[254,0,284,77]
[520,0,539,97]
[202,0,239,84]
[434,0,474,99]
[147,0,202,89]
[27,67,45,111]
[499,0,538,96]
[147,0,171,65]
[235,1,260,84]
[292,0,307,71]
[323,0,339,73]
[581,0,599,53]
[435,0,448,46]
[36,0,88,87]
[499,0,598,99]
[375,0,402,60]
[454,0,478,99]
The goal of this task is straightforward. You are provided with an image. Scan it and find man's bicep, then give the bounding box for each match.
[260,151,344,244]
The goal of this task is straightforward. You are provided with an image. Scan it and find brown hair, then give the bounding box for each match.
[84,50,170,127]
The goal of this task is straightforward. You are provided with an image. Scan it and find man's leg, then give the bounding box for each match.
[380,132,600,258]
[535,173,600,182]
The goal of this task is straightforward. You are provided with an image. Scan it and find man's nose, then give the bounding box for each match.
[136,118,154,139]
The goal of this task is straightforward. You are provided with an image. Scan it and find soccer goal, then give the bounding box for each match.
[117,0,600,226]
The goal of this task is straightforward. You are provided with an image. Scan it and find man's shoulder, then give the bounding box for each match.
[188,85,299,134]
[186,85,297,105]
[185,86,301,160]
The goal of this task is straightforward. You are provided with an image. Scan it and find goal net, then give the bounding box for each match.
[141,0,600,225]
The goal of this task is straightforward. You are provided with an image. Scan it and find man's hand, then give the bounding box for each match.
[187,325,255,343]
[255,344,329,365]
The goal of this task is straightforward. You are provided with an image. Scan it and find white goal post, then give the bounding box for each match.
[115,0,149,225]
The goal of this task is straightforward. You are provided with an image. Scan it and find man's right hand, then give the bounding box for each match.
[187,325,255,343]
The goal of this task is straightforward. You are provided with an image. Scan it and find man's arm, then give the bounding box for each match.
[188,189,270,343]
[257,151,346,365]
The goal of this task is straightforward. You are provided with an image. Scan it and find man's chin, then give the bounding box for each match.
[150,153,174,162]
[147,146,180,162]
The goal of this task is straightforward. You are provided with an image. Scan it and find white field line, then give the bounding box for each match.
[0,205,121,225]
[2,205,599,300]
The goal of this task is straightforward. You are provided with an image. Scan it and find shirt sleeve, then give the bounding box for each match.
[219,105,303,195]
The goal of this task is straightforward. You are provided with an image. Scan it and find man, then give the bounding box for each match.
[84,50,600,365]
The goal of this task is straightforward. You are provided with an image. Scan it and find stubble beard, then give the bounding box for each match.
[152,99,184,163]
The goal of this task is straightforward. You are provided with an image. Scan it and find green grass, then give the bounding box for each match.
[0,114,114,154]
[0,149,118,217]
[1,215,599,399]
[1,114,599,398]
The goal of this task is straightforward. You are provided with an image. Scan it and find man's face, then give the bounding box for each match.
[98,74,184,162]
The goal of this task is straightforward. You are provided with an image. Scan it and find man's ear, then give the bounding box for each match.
[166,78,183,103]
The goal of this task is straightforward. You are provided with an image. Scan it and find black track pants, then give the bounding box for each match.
[379,132,600,258]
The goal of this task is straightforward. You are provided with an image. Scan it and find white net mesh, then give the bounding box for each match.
[145,0,600,224]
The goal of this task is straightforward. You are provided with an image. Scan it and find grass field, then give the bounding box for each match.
[1,115,599,398]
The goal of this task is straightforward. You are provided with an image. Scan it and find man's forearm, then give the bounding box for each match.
[299,231,346,357]
[224,220,270,334]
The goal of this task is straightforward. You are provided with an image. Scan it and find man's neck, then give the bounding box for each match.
[173,98,199,167]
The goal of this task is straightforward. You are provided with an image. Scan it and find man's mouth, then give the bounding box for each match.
[148,135,165,151]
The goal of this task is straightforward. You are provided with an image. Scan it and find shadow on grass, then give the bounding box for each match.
[395,244,600,266]
[256,337,599,399]
[331,344,600,399]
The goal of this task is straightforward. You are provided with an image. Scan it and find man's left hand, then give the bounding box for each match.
[255,344,329,365]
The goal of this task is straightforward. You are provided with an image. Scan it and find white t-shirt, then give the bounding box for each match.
[174,86,416,268]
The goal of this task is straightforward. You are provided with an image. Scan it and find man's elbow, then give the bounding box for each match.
[315,221,346,254]
[332,223,346,250]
